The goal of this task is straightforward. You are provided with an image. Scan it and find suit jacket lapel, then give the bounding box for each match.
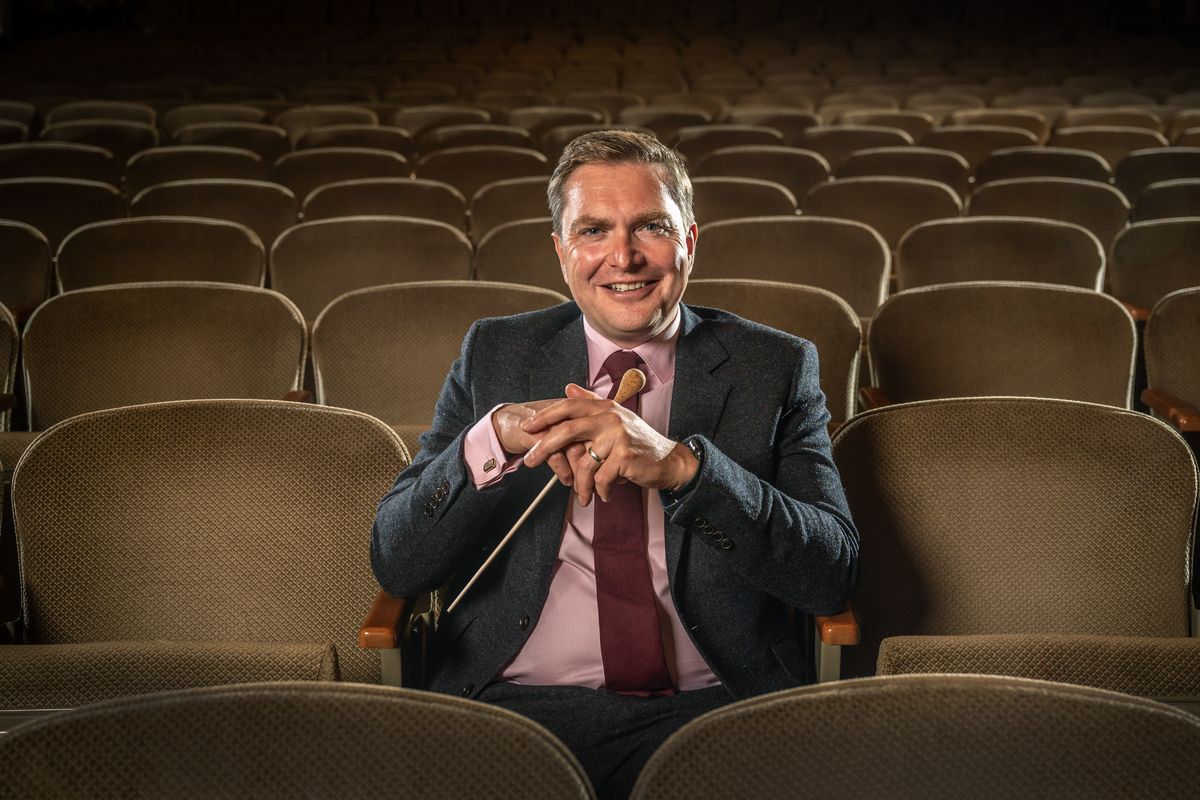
[666,305,731,578]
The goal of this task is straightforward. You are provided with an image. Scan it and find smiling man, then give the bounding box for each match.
[372,130,859,799]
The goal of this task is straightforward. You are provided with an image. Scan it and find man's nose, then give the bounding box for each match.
[607,229,643,270]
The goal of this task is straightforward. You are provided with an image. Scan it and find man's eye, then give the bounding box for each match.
[580,227,602,236]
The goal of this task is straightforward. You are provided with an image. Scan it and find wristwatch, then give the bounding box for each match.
[666,436,704,500]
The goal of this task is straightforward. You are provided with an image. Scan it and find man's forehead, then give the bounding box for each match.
[561,162,677,214]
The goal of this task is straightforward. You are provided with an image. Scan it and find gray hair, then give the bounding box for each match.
[547,129,694,236]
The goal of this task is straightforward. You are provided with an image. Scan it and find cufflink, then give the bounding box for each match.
[483,457,497,473]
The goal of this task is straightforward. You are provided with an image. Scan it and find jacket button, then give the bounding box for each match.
[519,615,530,630]
[461,684,474,696]
[720,538,734,550]
[423,504,433,517]
[441,479,450,492]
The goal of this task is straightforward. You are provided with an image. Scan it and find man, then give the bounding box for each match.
[372,130,858,798]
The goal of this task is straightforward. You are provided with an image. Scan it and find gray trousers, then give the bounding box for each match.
[477,681,733,800]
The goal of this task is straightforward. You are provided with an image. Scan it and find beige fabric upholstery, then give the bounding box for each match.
[270,216,473,323]
[691,176,796,225]
[162,103,267,137]
[1109,219,1200,312]
[836,110,935,141]
[296,124,413,158]
[869,282,1135,406]
[1059,108,1165,132]
[0,642,339,708]
[1114,147,1200,202]
[692,216,888,318]
[836,146,971,200]
[0,220,50,320]
[829,397,1197,679]
[966,177,1130,250]
[919,125,1039,170]
[417,123,533,153]
[10,400,409,686]
[692,145,830,205]
[390,105,491,139]
[876,635,1200,698]
[799,124,913,169]
[124,145,267,197]
[172,122,291,164]
[302,177,467,229]
[0,177,123,250]
[274,104,377,144]
[630,674,1200,800]
[40,119,158,164]
[615,106,711,142]
[56,217,265,291]
[1049,125,1170,170]
[312,281,568,427]
[507,106,604,140]
[0,142,120,185]
[129,178,299,249]
[1145,287,1200,412]
[1134,178,1200,221]
[948,108,1050,142]
[896,216,1104,290]
[539,123,657,163]
[415,145,549,201]
[803,176,962,250]
[722,108,819,146]
[271,147,410,207]
[0,305,17,433]
[22,282,305,429]
[975,144,1112,185]
[473,217,563,289]
[0,682,594,799]
[44,100,155,126]
[684,279,861,421]
[469,176,551,241]
[673,124,783,164]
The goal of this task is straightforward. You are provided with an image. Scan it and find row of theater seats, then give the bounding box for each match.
[3,676,1199,797]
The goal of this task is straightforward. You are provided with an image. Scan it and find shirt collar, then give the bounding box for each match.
[583,309,680,390]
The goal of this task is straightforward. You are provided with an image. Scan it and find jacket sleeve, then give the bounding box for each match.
[371,320,525,597]
[662,338,859,616]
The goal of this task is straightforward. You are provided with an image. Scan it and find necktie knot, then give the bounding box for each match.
[601,350,645,401]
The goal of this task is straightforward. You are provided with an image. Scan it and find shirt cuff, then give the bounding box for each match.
[463,404,523,489]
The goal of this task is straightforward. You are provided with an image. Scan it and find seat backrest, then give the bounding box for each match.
[124,145,267,197]
[723,107,820,146]
[947,108,1050,143]
[1113,147,1200,203]
[0,303,17,431]
[44,100,156,127]
[172,122,291,164]
[0,220,51,320]
[830,397,1197,678]
[615,106,711,142]
[22,282,305,429]
[799,125,913,169]
[302,177,467,229]
[684,279,861,422]
[918,125,1039,170]
[12,401,408,683]
[274,104,378,143]
[1145,287,1200,412]
[897,216,1104,290]
[966,177,1130,251]
[271,147,410,206]
[129,178,299,250]
[56,217,265,292]
[270,216,473,324]
[416,123,533,153]
[312,281,568,426]
[802,176,962,251]
[630,674,1200,800]
[0,177,123,251]
[835,110,935,142]
[835,146,971,200]
[869,282,1135,407]
[295,124,413,159]
[692,216,888,318]
[389,104,491,138]
[692,145,830,205]
[162,103,268,137]
[691,176,796,225]
[0,142,120,186]
[472,217,562,290]
[673,124,784,164]
[414,145,549,201]
[975,145,1112,185]
[40,119,159,165]
[1109,219,1200,313]
[469,176,551,241]
[0,682,594,799]
[1133,178,1200,221]
[1048,125,1170,170]
[1058,107,1165,132]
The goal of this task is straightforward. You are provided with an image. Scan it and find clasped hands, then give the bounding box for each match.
[492,384,698,506]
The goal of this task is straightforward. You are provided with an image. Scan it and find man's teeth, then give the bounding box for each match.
[608,282,648,292]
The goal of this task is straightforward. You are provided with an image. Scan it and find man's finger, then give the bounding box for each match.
[564,382,601,400]
[522,397,611,433]
[547,451,573,486]
[523,416,606,466]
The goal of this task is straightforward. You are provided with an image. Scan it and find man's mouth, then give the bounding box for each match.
[605,281,651,293]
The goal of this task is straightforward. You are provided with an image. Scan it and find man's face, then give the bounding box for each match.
[552,162,697,348]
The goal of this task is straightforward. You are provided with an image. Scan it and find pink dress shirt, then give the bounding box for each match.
[460,312,720,691]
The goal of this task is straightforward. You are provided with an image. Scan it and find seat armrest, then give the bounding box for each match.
[358,590,410,649]
[816,606,860,646]
[0,394,15,413]
[283,389,314,403]
[859,386,890,411]
[1141,388,1200,431]
[1120,301,1150,321]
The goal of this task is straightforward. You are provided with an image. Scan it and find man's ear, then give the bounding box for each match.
[685,222,698,272]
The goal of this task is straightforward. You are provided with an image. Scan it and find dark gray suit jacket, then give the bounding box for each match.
[372,302,859,700]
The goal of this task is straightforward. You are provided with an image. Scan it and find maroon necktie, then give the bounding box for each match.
[594,349,674,695]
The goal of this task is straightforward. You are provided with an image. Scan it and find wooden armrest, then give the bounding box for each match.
[1120,301,1150,321]
[815,606,860,646]
[358,590,410,649]
[1142,388,1200,431]
[0,394,15,413]
[859,386,890,410]
[283,389,313,402]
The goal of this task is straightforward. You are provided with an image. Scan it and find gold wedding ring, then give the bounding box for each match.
[587,447,604,465]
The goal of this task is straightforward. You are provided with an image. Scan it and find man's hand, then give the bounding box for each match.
[492,400,587,488]
[521,384,699,506]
